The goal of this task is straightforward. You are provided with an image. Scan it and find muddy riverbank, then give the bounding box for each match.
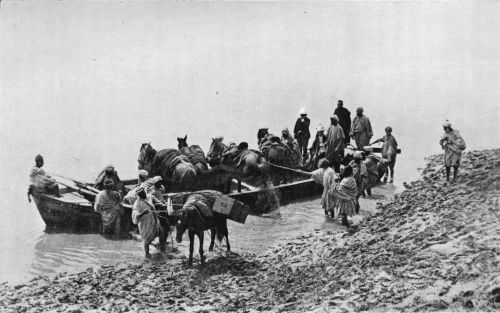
[1,149,499,312]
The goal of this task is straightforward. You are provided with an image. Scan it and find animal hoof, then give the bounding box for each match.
[208,247,214,252]
[145,253,151,259]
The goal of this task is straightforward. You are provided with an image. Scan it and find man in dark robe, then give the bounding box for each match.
[293,108,311,160]
[334,100,351,146]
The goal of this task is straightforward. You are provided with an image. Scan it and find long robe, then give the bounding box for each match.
[350,115,373,149]
[132,196,160,244]
[334,107,351,144]
[363,156,380,189]
[94,190,122,235]
[312,167,338,213]
[329,176,358,217]
[325,125,345,164]
[439,130,466,167]
[29,167,57,193]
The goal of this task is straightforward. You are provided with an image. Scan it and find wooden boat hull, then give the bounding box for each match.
[31,192,102,233]
[31,178,324,233]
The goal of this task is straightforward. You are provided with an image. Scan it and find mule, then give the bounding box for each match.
[177,135,209,175]
[175,204,230,266]
[138,143,197,191]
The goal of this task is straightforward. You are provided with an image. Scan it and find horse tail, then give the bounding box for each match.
[213,214,228,242]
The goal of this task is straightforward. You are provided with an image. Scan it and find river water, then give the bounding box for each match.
[0,2,498,284]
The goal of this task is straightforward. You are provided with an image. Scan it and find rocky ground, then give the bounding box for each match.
[1,149,499,313]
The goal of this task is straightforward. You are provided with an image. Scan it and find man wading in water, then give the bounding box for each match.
[439,120,466,185]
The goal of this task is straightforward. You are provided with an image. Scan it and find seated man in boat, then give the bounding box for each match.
[123,170,149,205]
[29,154,61,197]
[94,179,123,237]
[95,164,125,197]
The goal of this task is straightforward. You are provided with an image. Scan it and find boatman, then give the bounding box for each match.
[94,179,123,237]
[95,164,125,197]
[294,108,311,160]
[439,120,466,184]
[334,100,351,146]
[29,154,61,197]
[350,107,373,149]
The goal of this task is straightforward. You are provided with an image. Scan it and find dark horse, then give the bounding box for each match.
[138,143,197,191]
[257,128,302,169]
[177,135,209,175]
[257,128,302,183]
[207,137,269,193]
[175,197,230,266]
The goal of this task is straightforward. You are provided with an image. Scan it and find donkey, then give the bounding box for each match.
[138,143,197,192]
[177,135,209,175]
[175,198,230,266]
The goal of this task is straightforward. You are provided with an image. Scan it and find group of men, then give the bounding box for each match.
[290,100,398,182]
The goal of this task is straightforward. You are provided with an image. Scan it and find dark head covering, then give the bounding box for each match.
[103,179,114,190]
[385,126,392,132]
[35,154,44,162]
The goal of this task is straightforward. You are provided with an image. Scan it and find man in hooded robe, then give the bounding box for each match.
[329,165,358,227]
[350,107,373,149]
[94,179,122,237]
[439,120,466,184]
[325,115,345,172]
[307,159,338,216]
[29,154,60,197]
[95,165,124,197]
[123,170,149,205]
[132,186,163,258]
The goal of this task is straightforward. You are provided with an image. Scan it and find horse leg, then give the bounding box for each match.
[238,179,241,193]
[188,230,195,266]
[198,231,206,265]
[144,242,151,259]
[226,177,232,194]
[209,228,216,251]
[225,230,231,252]
[159,227,167,253]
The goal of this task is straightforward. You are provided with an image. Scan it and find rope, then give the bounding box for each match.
[262,159,311,176]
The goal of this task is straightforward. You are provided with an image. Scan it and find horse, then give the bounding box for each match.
[175,200,230,266]
[177,135,209,175]
[207,137,269,193]
[257,128,303,183]
[138,143,197,192]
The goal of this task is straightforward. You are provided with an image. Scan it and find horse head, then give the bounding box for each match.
[207,136,225,166]
[177,135,188,150]
[257,128,269,145]
[138,143,156,173]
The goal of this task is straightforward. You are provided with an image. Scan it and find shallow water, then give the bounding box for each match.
[1,2,498,284]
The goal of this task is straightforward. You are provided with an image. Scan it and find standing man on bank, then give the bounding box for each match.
[350,106,373,149]
[294,108,311,160]
[334,100,351,146]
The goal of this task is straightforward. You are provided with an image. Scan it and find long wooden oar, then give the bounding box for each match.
[48,172,100,193]
[54,179,97,197]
